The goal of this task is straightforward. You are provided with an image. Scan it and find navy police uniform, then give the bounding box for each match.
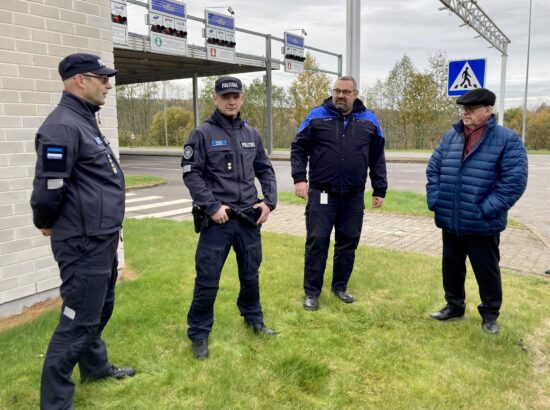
[182,101,277,342]
[291,97,387,298]
[30,54,127,410]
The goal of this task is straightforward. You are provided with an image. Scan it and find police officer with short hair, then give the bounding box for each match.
[182,76,278,360]
[31,53,135,410]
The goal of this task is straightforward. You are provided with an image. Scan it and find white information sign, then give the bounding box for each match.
[111,0,128,45]
[204,10,236,63]
[284,32,305,74]
[150,32,187,55]
[148,0,187,56]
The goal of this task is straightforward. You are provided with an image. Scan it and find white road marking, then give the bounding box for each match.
[126,199,192,212]
[125,195,163,204]
[131,207,193,219]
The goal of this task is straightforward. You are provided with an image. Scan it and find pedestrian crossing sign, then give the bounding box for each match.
[447,58,487,97]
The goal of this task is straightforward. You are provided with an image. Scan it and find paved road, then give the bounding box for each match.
[120,153,550,247]
[119,153,550,275]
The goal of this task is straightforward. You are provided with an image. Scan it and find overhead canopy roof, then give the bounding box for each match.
[114,33,279,85]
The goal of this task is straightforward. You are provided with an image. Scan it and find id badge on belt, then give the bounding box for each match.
[320,191,328,205]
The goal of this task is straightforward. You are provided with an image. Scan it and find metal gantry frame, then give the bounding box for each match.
[121,0,343,153]
[439,0,511,125]
[222,19,342,154]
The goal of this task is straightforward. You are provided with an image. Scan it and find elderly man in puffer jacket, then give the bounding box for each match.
[426,88,528,335]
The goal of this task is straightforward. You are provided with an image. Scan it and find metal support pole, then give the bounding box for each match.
[337,54,343,77]
[163,81,168,146]
[346,0,361,86]
[498,52,507,126]
[193,73,199,128]
[265,34,273,155]
[521,0,532,144]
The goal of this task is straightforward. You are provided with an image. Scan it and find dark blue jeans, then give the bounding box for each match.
[304,189,364,297]
[442,230,502,320]
[41,233,119,410]
[187,220,264,341]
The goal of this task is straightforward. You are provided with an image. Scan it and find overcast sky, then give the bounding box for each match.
[128,0,549,109]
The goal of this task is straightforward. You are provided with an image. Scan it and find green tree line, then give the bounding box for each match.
[116,53,550,150]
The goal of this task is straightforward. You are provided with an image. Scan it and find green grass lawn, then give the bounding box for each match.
[125,175,167,189]
[1,219,549,409]
[279,190,434,218]
[278,190,523,227]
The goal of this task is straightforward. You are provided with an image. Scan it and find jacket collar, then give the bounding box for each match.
[208,109,244,129]
[59,91,101,118]
[453,113,497,134]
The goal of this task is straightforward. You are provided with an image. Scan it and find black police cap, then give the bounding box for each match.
[456,88,496,106]
[215,76,243,95]
[58,53,118,80]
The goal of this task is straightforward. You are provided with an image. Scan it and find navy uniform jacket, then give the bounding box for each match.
[30,91,125,241]
[182,109,277,216]
[291,97,387,196]
[426,115,527,235]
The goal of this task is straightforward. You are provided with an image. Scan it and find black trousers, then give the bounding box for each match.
[187,220,264,341]
[304,189,364,297]
[41,233,119,410]
[442,230,502,320]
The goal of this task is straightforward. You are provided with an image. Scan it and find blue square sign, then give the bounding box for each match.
[448,59,487,97]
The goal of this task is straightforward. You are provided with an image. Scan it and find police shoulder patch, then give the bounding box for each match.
[43,145,67,173]
[182,143,195,163]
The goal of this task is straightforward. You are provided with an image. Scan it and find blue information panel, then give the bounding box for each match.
[206,12,234,30]
[447,58,487,97]
[286,34,304,48]
[151,0,185,18]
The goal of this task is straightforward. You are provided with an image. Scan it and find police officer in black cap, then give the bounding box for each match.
[31,53,134,409]
[182,76,278,359]
[427,88,528,335]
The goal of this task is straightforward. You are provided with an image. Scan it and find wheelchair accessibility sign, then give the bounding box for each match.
[447,58,487,97]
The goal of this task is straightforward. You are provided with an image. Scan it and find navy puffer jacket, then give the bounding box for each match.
[426,115,527,235]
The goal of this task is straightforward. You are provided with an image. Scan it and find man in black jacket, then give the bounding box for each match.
[291,76,387,311]
[31,53,134,410]
[182,76,278,360]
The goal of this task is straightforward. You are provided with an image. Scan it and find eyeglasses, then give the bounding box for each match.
[332,88,356,96]
[80,74,111,84]
[459,105,487,113]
